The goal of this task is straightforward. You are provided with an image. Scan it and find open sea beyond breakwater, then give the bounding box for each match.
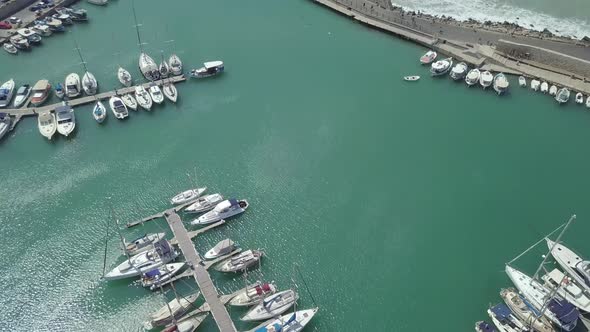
[3,0,590,331]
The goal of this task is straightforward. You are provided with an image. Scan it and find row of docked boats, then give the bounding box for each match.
[520,76,590,107]
[476,216,590,332]
[421,50,510,95]
[102,186,317,331]
[3,7,88,55]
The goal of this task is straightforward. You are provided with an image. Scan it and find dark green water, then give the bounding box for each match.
[2,0,590,331]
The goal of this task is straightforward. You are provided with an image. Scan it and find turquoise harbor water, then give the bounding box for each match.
[2,0,590,331]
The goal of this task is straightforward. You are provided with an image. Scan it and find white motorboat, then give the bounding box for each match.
[108,96,129,119]
[92,101,106,123]
[203,238,235,260]
[228,282,277,307]
[87,0,108,5]
[493,73,509,95]
[479,71,493,89]
[214,249,263,273]
[104,240,179,281]
[586,96,590,109]
[465,68,480,86]
[52,13,72,25]
[449,62,468,80]
[135,85,152,111]
[546,238,590,294]
[149,84,164,104]
[419,50,437,64]
[429,57,452,77]
[139,52,160,81]
[0,113,11,141]
[555,88,570,104]
[541,268,590,313]
[31,80,51,106]
[55,103,76,137]
[45,18,65,32]
[247,308,318,332]
[170,187,207,205]
[37,111,57,140]
[241,289,299,322]
[575,92,584,104]
[486,303,529,332]
[117,67,132,87]
[17,28,41,44]
[10,35,29,50]
[549,85,558,96]
[403,76,420,81]
[148,292,201,327]
[518,76,526,87]
[191,199,248,226]
[505,265,579,331]
[124,233,166,257]
[141,262,186,291]
[32,24,52,36]
[82,71,98,95]
[162,83,177,103]
[169,54,182,75]
[3,43,17,55]
[13,84,31,108]
[163,312,209,332]
[0,79,15,108]
[121,94,137,111]
[500,288,555,332]
[65,73,81,98]
[541,82,549,93]
[190,61,225,78]
[184,193,224,214]
[530,79,540,91]
[159,58,170,78]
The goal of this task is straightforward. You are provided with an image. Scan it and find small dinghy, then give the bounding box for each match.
[170,187,207,205]
[169,54,182,76]
[241,289,299,322]
[475,321,496,332]
[117,67,132,87]
[121,94,137,111]
[228,282,277,307]
[465,68,480,87]
[125,232,166,257]
[449,62,468,80]
[184,193,224,214]
[492,73,509,95]
[204,239,235,260]
[540,81,548,94]
[479,71,493,89]
[149,84,164,104]
[500,288,555,332]
[518,76,526,87]
[162,83,177,102]
[549,85,558,96]
[214,249,264,273]
[148,292,201,327]
[55,82,65,99]
[141,262,186,291]
[575,92,584,104]
[163,312,209,332]
[403,75,420,81]
[487,303,529,332]
[419,50,437,64]
[135,85,152,111]
[555,88,570,104]
[530,79,540,91]
[191,198,248,226]
[248,308,319,332]
[92,101,106,123]
[109,96,129,119]
[3,43,17,55]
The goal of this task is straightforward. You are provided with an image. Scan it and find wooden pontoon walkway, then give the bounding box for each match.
[126,196,197,228]
[1,75,186,117]
[164,210,237,332]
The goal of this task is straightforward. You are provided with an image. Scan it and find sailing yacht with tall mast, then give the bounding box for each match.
[132,1,159,81]
[75,43,98,95]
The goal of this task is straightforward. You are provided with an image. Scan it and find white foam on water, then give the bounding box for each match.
[391,0,590,39]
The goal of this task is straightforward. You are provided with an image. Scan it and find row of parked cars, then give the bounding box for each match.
[29,0,56,12]
[0,16,22,30]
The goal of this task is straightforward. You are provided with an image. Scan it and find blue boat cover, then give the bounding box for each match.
[283,313,296,326]
[548,298,579,324]
[477,321,496,332]
[144,269,160,278]
[228,198,238,206]
[491,303,512,321]
[255,323,282,332]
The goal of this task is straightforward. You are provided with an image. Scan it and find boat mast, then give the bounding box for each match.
[532,214,576,281]
[131,0,144,53]
[109,204,130,260]
[101,214,110,277]
[73,40,89,73]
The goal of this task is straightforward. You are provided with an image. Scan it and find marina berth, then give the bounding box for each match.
[248,308,318,332]
[228,282,277,307]
[169,54,183,75]
[555,88,570,104]
[135,85,153,111]
[429,57,452,76]
[13,84,31,108]
[54,82,64,99]
[203,238,235,260]
[541,81,549,94]
[449,62,468,80]
[82,71,98,95]
[214,249,263,273]
[500,288,555,332]
[55,103,76,137]
[139,52,160,81]
[162,83,177,103]
[118,67,133,87]
[479,71,493,89]
[104,239,179,281]
[149,84,164,104]
[159,56,170,78]
[549,85,558,96]
[575,93,584,104]
[493,73,509,95]
[0,113,11,141]
[121,94,138,111]
[92,101,106,123]
[184,193,224,214]
[191,198,248,225]
[148,291,201,327]
[0,79,15,108]
[530,79,540,91]
[108,96,129,119]
[465,68,480,86]
[190,61,225,78]
[140,262,186,290]
[518,76,526,87]
[37,111,56,140]
[241,289,299,322]
[65,73,81,98]
[419,50,437,64]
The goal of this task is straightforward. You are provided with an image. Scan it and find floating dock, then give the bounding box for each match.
[1,75,186,117]
[126,193,197,228]
[164,210,237,332]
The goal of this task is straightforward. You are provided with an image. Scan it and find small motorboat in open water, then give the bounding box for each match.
[419,50,437,64]
[190,61,224,78]
[403,75,420,82]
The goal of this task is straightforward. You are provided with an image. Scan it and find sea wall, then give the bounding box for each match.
[0,0,37,20]
[496,39,590,78]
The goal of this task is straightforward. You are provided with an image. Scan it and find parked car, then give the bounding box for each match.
[0,21,11,30]
[7,17,22,25]
[29,5,41,11]
[36,2,47,8]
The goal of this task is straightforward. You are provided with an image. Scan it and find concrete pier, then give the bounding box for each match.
[164,210,237,332]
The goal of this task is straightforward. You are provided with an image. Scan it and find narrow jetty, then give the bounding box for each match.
[164,210,237,332]
[2,75,186,117]
[126,194,197,228]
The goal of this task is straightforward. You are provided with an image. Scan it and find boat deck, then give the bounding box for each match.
[1,75,186,117]
[164,210,237,332]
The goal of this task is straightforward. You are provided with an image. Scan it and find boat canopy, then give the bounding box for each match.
[490,303,512,322]
[17,28,36,37]
[204,61,223,69]
[214,200,233,212]
[144,269,161,278]
[33,80,49,91]
[255,323,282,332]
[154,239,171,256]
[476,321,496,332]
[547,298,579,324]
